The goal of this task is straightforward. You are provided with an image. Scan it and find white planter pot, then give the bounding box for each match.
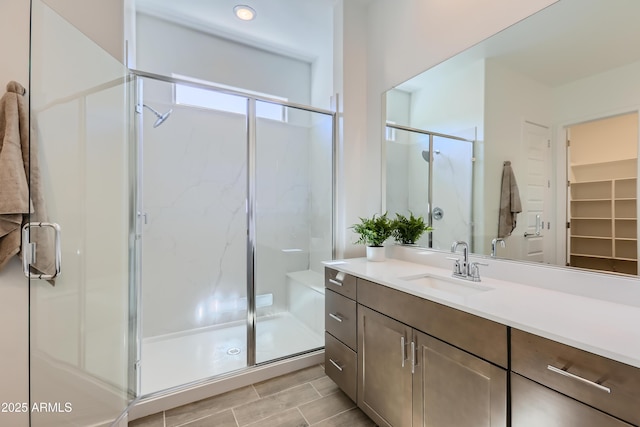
[366,246,386,262]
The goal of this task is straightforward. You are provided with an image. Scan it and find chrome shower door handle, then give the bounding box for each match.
[22,222,62,280]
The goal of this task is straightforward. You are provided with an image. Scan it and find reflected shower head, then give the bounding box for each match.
[142,104,172,128]
[421,149,440,162]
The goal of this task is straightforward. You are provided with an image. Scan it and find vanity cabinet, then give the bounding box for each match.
[356,278,507,427]
[324,268,358,402]
[412,330,506,427]
[511,373,632,427]
[358,305,413,427]
[511,329,640,426]
[325,267,640,427]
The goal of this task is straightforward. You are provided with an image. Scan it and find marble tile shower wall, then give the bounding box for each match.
[430,138,473,250]
[142,105,248,338]
[385,131,473,249]
[141,93,329,339]
[256,118,312,316]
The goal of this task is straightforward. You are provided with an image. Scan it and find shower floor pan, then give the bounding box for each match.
[140,312,323,395]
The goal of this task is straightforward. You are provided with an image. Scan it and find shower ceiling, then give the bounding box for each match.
[135,0,335,63]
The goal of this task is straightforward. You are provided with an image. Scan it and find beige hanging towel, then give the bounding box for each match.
[497,160,522,238]
[0,81,55,283]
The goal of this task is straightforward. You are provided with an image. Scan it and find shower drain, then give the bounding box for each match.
[227,347,241,355]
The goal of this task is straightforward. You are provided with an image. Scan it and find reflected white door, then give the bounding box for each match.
[521,121,551,263]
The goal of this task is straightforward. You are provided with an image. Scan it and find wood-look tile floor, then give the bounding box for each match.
[129,364,377,427]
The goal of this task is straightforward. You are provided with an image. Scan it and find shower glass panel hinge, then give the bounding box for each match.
[135,104,143,114]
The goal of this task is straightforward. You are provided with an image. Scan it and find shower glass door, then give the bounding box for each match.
[138,77,248,395]
[430,135,474,250]
[385,127,432,247]
[254,101,333,363]
[29,0,134,425]
[385,125,473,249]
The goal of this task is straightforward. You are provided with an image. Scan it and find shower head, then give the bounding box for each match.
[142,104,172,128]
[421,149,441,162]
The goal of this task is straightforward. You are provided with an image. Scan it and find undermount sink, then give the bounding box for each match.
[399,274,494,297]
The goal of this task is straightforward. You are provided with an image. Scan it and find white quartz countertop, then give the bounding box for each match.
[324,257,640,369]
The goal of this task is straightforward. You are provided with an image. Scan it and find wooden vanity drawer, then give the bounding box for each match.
[325,289,357,350]
[325,267,356,300]
[357,278,508,368]
[512,329,640,426]
[325,332,357,402]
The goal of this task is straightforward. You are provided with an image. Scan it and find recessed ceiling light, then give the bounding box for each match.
[234,5,256,21]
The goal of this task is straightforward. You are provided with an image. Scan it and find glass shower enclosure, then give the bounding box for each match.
[136,74,334,395]
[385,123,474,249]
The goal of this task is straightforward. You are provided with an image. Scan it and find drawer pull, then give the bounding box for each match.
[401,336,406,368]
[329,312,343,322]
[329,358,344,372]
[328,278,343,287]
[547,365,611,394]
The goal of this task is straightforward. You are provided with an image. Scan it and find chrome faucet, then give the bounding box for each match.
[450,241,469,278]
[491,238,505,258]
[450,240,487,281]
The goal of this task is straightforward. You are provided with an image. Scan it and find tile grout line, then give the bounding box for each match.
[312,406,360,426]
[298,391,356,426]
[231,407,240,427]
[253,376,326,400]
[253,373,326,398]
[237,382,324,427]
[295,407,311,427]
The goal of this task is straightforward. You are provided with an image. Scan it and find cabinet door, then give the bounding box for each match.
[412,330,507,427]
[358,305,413,427]
[512,373,633,427]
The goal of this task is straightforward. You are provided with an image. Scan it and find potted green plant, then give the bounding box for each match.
[351,213,393,261]
[391,212,433,245]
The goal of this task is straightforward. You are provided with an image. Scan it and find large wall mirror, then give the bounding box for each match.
[384,0,640,276]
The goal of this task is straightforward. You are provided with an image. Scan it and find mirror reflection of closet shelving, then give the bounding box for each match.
[569,161,637,275]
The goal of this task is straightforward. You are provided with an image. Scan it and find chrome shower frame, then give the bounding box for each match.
[129,69,336,400]
[383,121,476,249]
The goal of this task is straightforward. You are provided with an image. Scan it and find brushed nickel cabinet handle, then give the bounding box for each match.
[401,336,406,368]
[329,313,343,322]
[329,358,343,372]
[547,365,611,393]
[411,341,416,374]
[328,278,343,287]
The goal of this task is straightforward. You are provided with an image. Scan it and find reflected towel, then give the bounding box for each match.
[0,81,55,282]
[498,160,522,238]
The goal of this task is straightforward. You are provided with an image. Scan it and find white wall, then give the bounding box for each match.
[0,1,31,425]
[570,113,638,166]
[553,60,640,126]
[136,14,312,106]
